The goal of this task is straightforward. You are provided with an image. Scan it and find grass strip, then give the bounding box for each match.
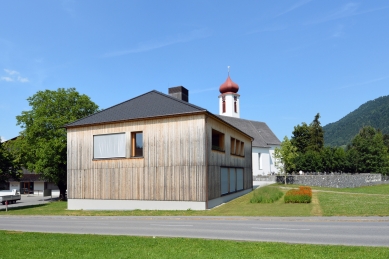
[1,230,389,259]
[250,186,283,203]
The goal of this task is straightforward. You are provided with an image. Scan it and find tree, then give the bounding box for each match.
[332,147,347,172]
[295,150,322,173]
[291,113,324,154]
[0,138,21,185]
[291,122,310,153]
[13,88,99,199]
[347,126,389,174]
[308,113,324,152]
[274,136,298,184]
[320,147,335,173]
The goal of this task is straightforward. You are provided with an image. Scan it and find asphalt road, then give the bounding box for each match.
[0,216,388,247]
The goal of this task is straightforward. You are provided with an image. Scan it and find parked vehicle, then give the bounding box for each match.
[0,189,21,205]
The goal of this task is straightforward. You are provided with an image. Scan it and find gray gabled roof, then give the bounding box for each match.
[65,90,207,128]
[216,115,281,148]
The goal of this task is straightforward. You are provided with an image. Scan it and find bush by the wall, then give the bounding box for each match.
[284,186,312,203]
[250,186,283,203]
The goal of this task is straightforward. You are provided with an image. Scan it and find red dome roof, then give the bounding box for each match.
[219,75,239,94]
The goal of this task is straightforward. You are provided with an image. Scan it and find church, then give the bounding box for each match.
[216,74,281,176]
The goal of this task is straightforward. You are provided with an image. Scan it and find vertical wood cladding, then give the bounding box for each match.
[67,115,207,201]
[67,113,253,203]
[206,116,253,200]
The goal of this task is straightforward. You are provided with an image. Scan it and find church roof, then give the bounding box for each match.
[65,90,207,128]
[216,115,281,148]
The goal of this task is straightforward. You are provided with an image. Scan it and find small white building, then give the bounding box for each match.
[217,74,281,176]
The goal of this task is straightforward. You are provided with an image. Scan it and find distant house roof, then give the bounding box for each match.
[65,90,207,128]
[217,115,281,148]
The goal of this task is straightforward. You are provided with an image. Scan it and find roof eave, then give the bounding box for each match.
[65,110,208,129]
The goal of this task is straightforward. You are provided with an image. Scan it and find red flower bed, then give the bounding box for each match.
[284,186,312,203]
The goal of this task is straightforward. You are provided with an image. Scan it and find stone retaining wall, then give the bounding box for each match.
[253,175,276,182]
[275,174,384,188]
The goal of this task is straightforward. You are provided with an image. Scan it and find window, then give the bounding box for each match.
[222,96,226,113]
[220,167,244,195]
[131,132,143,157]
[94,133,126,159]
[212,129,225,152]
[230,137,244,157]
[239,142,244,156]
[234,96,237,113]
[237,168,243,191]
[258,153,262,169]
[229,169,236,192]
[230,137,235,154]
[221,168,229,195]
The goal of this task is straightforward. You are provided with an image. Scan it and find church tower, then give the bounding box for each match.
[218,71,240,118]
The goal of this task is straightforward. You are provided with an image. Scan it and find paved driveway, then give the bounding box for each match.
[0,193,60,210]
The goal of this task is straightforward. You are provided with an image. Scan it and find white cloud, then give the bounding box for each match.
[4,69,19,76]
[103,28,211,58]
[339,76,389,89]
[246,25,288,35]
[332,24,345,38]
[1,69,29,83]
[61,0,76,17]
[276,0,312,17]
[18,76,29,83]
[307,3,389,24]
[1,76,13,82]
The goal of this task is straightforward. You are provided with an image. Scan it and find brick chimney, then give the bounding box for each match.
[168,86,189,102]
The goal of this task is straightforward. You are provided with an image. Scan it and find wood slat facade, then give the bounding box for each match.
[67,113,253,208]
[206,116,252,200]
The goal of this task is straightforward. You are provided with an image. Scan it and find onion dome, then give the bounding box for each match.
[219,75,239,94]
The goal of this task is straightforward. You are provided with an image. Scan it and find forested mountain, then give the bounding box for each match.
[323,95,389,147]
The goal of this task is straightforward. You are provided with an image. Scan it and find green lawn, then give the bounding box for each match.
[318,191,389,216]
[1,184,388,216]
[1,230,389,259]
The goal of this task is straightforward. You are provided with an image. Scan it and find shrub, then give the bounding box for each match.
[250,186,284,203]
[284,186,312,203]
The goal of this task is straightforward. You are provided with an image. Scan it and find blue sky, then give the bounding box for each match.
[1,1,389,142]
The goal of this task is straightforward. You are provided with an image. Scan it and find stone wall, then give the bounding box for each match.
[253,175,276,182]
[275,174,383,188]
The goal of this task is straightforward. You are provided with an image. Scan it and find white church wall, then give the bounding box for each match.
[252,146,279,176]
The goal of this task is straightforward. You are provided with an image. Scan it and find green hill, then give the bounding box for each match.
[323,95,389,147]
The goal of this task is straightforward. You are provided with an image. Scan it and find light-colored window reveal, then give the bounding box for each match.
[258,153,262,169]
[94,133,126,159]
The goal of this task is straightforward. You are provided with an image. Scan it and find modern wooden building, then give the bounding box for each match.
[65,87,253,210]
